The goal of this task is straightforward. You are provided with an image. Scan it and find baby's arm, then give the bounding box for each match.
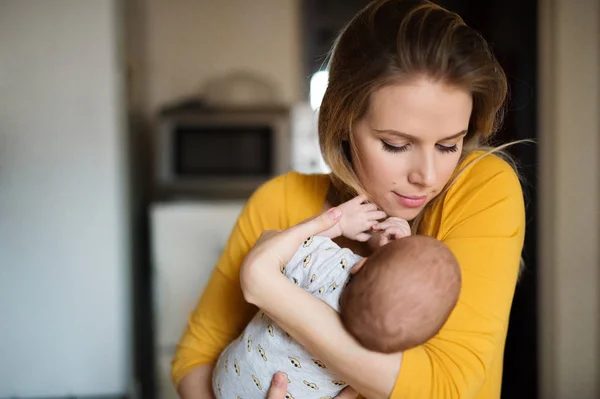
[319,195,387,241]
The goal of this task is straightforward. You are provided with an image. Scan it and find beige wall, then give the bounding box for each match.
[0,0,130,395]
[538,0,600,398]
[129,0,302,118]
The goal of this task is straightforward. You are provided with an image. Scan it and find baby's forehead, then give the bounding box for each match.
[381,237,444,255]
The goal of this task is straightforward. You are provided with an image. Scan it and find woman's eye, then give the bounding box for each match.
[381,140,409,154]
[436,144,459,153]
[381,140,458,154]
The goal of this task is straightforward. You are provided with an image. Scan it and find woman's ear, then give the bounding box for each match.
[351,257,368,274]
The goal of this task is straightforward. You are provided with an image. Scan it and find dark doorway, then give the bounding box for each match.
[303,1,539,398]
[436,2,539,398]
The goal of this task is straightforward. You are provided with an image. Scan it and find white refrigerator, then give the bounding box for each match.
[150,201,245,399]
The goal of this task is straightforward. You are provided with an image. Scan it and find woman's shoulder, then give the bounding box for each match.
[244,170,331,227]
[434,150,525,237]
[251,170,330,201]
[451,150,522,197]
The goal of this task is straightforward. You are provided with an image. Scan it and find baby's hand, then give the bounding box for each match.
[370,217,411,248]
[338,195,387,242]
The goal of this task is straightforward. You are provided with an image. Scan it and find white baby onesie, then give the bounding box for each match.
[212,235,362,399]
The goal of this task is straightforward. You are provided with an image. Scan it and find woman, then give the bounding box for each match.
[172,1,525,398]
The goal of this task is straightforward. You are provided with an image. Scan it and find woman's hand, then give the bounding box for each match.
[368,216,411,249]
[265,373,358,399]
[264,373,288,399]
[240,207,343,305]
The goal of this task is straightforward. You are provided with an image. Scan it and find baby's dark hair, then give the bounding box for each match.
[339,236,461,353]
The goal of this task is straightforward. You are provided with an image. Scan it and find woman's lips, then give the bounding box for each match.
[393,192,428,208]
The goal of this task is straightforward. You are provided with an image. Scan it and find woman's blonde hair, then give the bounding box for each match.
[318,0,520,233]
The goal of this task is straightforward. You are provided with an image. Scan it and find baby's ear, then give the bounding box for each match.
[351,257,368,274]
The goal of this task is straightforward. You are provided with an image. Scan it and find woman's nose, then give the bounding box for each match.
[407,151,436,188]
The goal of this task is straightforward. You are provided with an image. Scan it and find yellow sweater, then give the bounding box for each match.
[171,152,525,398]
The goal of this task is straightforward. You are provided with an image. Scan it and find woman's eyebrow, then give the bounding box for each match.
[373,128,468,141]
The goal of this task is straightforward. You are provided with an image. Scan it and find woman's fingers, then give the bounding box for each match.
[241,208,345,307]
[335,386,360,398]
[265,372,288,399]
[285,207,342,241]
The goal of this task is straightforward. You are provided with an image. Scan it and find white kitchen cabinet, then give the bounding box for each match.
[150,200,245,398]
[290,102,330,174]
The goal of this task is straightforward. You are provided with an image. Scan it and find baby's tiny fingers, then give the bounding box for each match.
[360,219,379,231]
[349,194,368,205]
[379,234,390,247]
[367,210,387,221]
[385,226,410,239]
[376,217,409,230]
[356,232,372,242]
[359,202,379,212]
[373,220,392,230]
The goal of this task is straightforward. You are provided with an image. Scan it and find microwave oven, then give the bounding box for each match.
[154,106,291,199]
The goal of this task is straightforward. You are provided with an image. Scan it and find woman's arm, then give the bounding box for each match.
[242,155,525,399]
[247,272,402,399]
[240,208,402,399]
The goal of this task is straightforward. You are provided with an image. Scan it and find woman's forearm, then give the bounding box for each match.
[251,274,402,399]
[176,364,215,399]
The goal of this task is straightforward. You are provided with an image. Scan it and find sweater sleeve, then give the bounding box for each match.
[170,174,291,387]
[391,155,526,398]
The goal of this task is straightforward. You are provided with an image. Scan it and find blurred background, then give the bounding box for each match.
[0,0,598,398]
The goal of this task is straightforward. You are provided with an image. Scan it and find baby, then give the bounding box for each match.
[212,198,461,399]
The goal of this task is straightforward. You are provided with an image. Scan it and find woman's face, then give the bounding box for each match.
[352,77,472,220]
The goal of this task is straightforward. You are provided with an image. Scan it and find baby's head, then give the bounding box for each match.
[339,236,461,353]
